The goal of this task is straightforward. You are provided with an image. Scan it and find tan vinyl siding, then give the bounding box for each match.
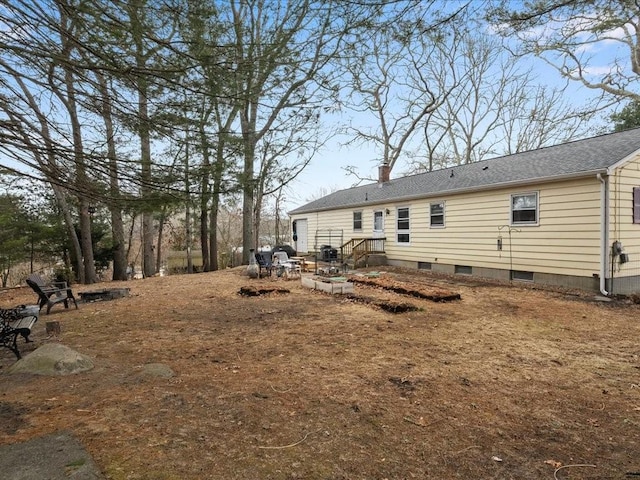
[291,210,352,251]
[610,152,640,277]
[294,177,602,278]
[392,178,601,277]
[285,134,640,291]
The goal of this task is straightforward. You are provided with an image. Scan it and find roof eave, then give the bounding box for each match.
[288,169,607,216]
[606,148,640,175]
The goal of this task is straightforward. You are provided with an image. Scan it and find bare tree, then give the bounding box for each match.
[488,0,640,106]
[226,0,365,263]
[499,84,591,155]
[342,4,468,179]
[125,1,159,278]
[253,116,324,251]
[409,24,591,173]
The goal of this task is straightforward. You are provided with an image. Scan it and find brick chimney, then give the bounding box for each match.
[378,164,390,183]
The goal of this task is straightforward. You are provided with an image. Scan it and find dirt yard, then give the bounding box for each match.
[1,267,640,479]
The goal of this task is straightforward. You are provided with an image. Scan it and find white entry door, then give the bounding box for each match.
[294,219,308,253]
[373,210,384,238]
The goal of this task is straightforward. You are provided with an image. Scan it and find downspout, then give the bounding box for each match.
[598,173,609,296]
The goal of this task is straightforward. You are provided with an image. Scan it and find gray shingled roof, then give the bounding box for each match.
[289,128,640,215]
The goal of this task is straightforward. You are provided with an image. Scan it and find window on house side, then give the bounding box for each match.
[353,211,362,231]
[430,202,445,227]
[511,193,538,225]
[397,207,410,243]
[634,187,640,224]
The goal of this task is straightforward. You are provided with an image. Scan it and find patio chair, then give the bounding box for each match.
[272,252,301,279]
[26,274,78,315]
[272,251,290,264]
[255,252,273,278]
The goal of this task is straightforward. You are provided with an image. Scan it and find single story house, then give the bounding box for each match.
[288,127,640,295]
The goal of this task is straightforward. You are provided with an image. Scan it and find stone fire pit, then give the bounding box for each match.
[79,288,130,303]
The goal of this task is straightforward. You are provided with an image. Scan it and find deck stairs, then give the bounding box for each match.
[340,238,386,268]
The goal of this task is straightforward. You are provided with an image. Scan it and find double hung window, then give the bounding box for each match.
[511,193,538,225]
[397,207,410,243]
[430,202,445,228]
[353,211,363,231]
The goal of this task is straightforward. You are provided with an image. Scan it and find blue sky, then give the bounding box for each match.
[283,6,631,212]
[0,0,631,216]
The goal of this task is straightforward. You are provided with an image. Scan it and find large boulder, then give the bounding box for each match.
[8,343,94,375]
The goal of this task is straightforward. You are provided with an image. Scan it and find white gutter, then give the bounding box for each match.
[598,173,609,296]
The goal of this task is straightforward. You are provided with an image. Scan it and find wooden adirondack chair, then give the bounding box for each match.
[26,274,78,315]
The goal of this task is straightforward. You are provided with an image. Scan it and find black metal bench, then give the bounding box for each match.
[1,306,39,359]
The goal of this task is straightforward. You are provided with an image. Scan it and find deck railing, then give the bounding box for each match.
[341,238,386,266]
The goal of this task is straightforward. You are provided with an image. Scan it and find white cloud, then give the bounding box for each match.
[582,65,616,76]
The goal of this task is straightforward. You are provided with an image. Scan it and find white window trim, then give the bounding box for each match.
[430,201,445,229]
[510,191,539,226]
[396,206,410,245]
[353,210,363,232]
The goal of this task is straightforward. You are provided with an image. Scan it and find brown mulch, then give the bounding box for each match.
[344,293,421,313]
[1,267,640,480]
[348,273,462,301]
[239,286,291,297]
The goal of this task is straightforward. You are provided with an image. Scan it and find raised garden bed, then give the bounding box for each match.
[239,286,290,297]
[301,276,354,294]
[348,274,461,302]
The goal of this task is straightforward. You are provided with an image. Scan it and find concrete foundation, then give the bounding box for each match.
[386,259,603,293]
[363,254,387,267]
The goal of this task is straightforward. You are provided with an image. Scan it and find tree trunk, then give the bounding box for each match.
[208,205,218,271]
[200,208,210,271]
[185,138,193,274]
[79,201,96,284]
[52,186,84,284]
[111,209,127,281]
[57,5,96,283]
[141,128,155,278]
[274,189,283,245]
[253,188,263,252]
[198,123,211,272]
[155,209,165,275]
[208,137,228,271]
[240,123,256,265]
[129,2,156,278]
[126,215,137,270]
[95,71,127,281]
